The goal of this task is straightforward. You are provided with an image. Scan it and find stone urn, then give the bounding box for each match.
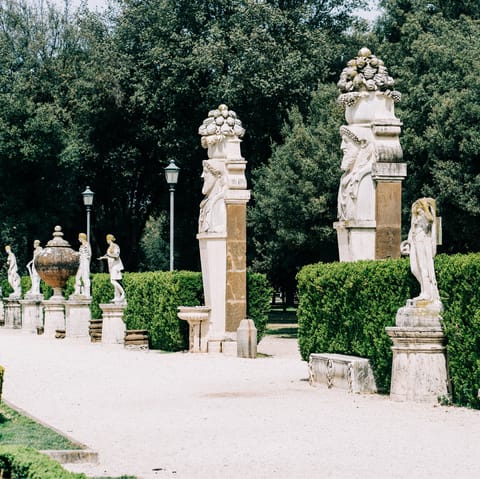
[35,226,80,300]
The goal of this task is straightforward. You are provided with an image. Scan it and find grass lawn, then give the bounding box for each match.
[0,402,136,479]
[0,402,80,450]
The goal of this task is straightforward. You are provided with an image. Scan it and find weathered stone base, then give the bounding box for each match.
[3,299,22,329]
[43,300,65,338]
[89,319,102,342]
[124,329,149,350]
[334,221,376,262]
[100,303,126,345]
[19,299,43,334]
[308,353,377,393]
[395,300,443,327]
[65,298,91,339]
[386,326,450,403]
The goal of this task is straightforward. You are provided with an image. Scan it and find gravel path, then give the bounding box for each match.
[1,330,480,479]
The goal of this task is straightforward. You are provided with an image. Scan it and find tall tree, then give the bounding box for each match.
[249,83,343,301]
[376,4,480,252]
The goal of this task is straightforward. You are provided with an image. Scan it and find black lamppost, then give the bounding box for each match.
[82,186,95,244]
[164,161,180,271]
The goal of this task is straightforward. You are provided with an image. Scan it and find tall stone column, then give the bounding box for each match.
[334,47,407,261]
[179,105,250,354]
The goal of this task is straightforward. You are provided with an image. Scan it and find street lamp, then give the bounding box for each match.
[164,160,180,271]
[82,186,95,244]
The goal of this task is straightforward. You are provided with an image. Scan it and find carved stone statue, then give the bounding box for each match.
[26,240,42,297]
[98,234,125,304]
[73,233,92,298]
[401,198,441,307]
[5,245,21,299]
[198,160,226,233]
[337,125,377,221]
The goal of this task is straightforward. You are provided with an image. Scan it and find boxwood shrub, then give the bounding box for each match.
[89,271,271,351]
[297,254,480,408]
[0,445,87,479]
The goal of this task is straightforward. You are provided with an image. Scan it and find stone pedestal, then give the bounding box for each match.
[386,303,449,403]
[386,327,449,402]
[178,306,211,353]
[308,353,377,393]
[3,299,22,329]
[65,297,91,339]
[100,303,126,344]
[237,319,257,358]
[43,299,65,337]
[19,297,43,333]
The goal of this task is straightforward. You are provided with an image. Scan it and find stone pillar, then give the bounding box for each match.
[65,297,91,339]
[181,105,250,354]
[3,299,22,329]
[335,48,406,262]
[19,297,43,334]
[100,303,126,344]
[372,162,407,259]
[43,299,65,337]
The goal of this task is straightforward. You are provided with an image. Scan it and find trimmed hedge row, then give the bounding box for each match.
[88,271,271,351]
[0,445,87,479]
[297,254,480,408]
[2,271,271,352]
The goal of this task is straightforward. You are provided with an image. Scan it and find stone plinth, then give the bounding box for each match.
[65,297,91,339]
[308,353,377,393]
[100,303,126,345]
[177,306,211,353]
[334,220,376,262]
[43,299,65,338]
[3,299,22,329]
[19,298,43,333]
[386,326,449,403]
[237,319,257,358]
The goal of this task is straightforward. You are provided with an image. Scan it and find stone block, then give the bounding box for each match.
[237,319,257,358]
[308,353,377,394]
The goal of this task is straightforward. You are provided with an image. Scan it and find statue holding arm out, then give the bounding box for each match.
[98,234,126,304]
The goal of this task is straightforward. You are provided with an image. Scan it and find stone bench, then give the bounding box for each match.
[308,353,377,394]
[88,319,102,343]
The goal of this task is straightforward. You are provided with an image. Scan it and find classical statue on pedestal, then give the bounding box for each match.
[98,234,125,304]
[73,233,92,298]
[5,245,21,298]
[401,198,441,307]
[26,240,42,297]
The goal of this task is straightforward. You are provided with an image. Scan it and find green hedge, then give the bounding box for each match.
[297,254,480,408]
[0,445,87,479]
[89,271,272,351]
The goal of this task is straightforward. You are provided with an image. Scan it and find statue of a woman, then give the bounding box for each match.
[401,198,441,307]
[26,240,42,297]
[73,233,92,297]
[198,160,226,233]
[98,234,125,304]
[5,245,21,298]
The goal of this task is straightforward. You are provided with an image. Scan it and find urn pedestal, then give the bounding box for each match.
[43,299,65,338]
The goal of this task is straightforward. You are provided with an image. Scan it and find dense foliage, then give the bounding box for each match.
[0,445,87,479]
[89,271,271,350]
[297,254,480,408]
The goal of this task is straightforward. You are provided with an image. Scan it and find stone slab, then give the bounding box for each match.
[309,353,377,394]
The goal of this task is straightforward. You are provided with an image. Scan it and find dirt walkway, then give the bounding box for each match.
[0,330,479,479]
